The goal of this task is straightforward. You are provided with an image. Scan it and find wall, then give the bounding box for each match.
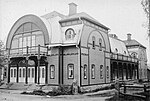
[80,23,110,86]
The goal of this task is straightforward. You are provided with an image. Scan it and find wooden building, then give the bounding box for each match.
[6,3,141,87]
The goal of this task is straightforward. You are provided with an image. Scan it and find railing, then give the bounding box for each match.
[9,45,48,57]
[110,53,138,63]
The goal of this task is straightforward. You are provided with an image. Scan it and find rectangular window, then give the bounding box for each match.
[92,36,95,49]
[42,68,45,78]
[106,66,109,78]
[50,65,55,79]
[32,68,34,78]
[31,35,36,47]
[84,65,87,79]
[68,64,74,79]
[14,69,16,77]
[23,68,25,77]
[19,37,23,52]
[27,36,31,47]
[100,65,103,79]
[91,64,95,79]
[11,69,13,77]
[19,68,22,77]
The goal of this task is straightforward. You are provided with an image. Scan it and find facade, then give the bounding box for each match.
[6,3,141,87]
[124,34,147,81]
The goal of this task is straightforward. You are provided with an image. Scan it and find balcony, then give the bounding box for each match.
[110,53,138,63]
[9,45,48,57]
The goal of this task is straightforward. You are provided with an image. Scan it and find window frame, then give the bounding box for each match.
[67,64,74,79]
[65,28,75,40]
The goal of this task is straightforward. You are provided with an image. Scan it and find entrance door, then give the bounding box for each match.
[37,66,45,84]
[10,67,17,82]
[28,67,35,83]
[19,67,26,83]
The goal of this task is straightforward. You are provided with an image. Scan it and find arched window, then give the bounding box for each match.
[50,65,55,79]
[91,64,95,79]
[92,36,95,49]
[84,64,87,79]
[68,64,74,79]
[65,28,75,40]
[99,38,102,51]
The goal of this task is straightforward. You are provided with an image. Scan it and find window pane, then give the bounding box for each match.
[50,65,55,79]
[92,36,95,49]
[11,69,13,77]
[32,68,34,78]
[91,64,95,79]
[42,68,45,78]
[28,68,30,77]
[100,65,103,79]
[32,35,35,47]
[84,65,87,79]
[23,68,25,77]
[14,69,16,77]
[19,68,21,77]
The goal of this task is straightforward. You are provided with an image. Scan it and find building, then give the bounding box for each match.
[6,3,140,87]
[124,34,148,81]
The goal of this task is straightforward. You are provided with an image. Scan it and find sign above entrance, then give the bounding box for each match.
[28,60,35,66]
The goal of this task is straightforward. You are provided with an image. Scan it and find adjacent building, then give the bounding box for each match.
[124,34,147,81]
[5,3,145,87]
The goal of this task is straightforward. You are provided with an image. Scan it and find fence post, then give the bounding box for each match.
[124,84,126,93]
[144,85,146,92]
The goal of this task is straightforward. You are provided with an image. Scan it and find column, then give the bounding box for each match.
[37,44,40,84]
[45,61,48,84]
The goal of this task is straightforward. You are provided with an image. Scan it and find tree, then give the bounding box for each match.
[0,40,5,67]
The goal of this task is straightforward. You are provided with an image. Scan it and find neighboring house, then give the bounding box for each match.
[124,34,148,81]
[109,34,138,81]
[6,3,139,87]
[147,64,150,81]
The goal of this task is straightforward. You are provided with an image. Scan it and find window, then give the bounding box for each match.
[32,68,34,78]
[50,65,55,79]
[106,66,109,78]
[100,65,103,79]
[42,68,45,78]
[19,68,21,77]
[31,35,36,47]
[99,38,102,51]
[65,28,75,40]
[11,69,13,77]
[68,64,74,79]
[83,65,87,79]
[27,36,31,47]
[28,68,30,77]
[91,64,95,79]
[14,69,16,77]
[92,36,95,49]
[23,68,25,77]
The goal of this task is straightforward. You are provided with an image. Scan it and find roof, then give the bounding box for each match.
[41,11,66,19]
[124,39,146,49]
[109,36,129,56]
[59,12,110,30]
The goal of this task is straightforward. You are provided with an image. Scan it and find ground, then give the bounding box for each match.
[0,89,112,101]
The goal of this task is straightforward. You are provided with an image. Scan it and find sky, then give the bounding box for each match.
[0,0,149,63]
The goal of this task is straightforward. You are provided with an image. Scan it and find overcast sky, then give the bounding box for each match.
[0,0,149,62]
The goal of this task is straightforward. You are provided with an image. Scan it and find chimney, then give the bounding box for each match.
[69,3,77,16]
[127,33,131,40]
